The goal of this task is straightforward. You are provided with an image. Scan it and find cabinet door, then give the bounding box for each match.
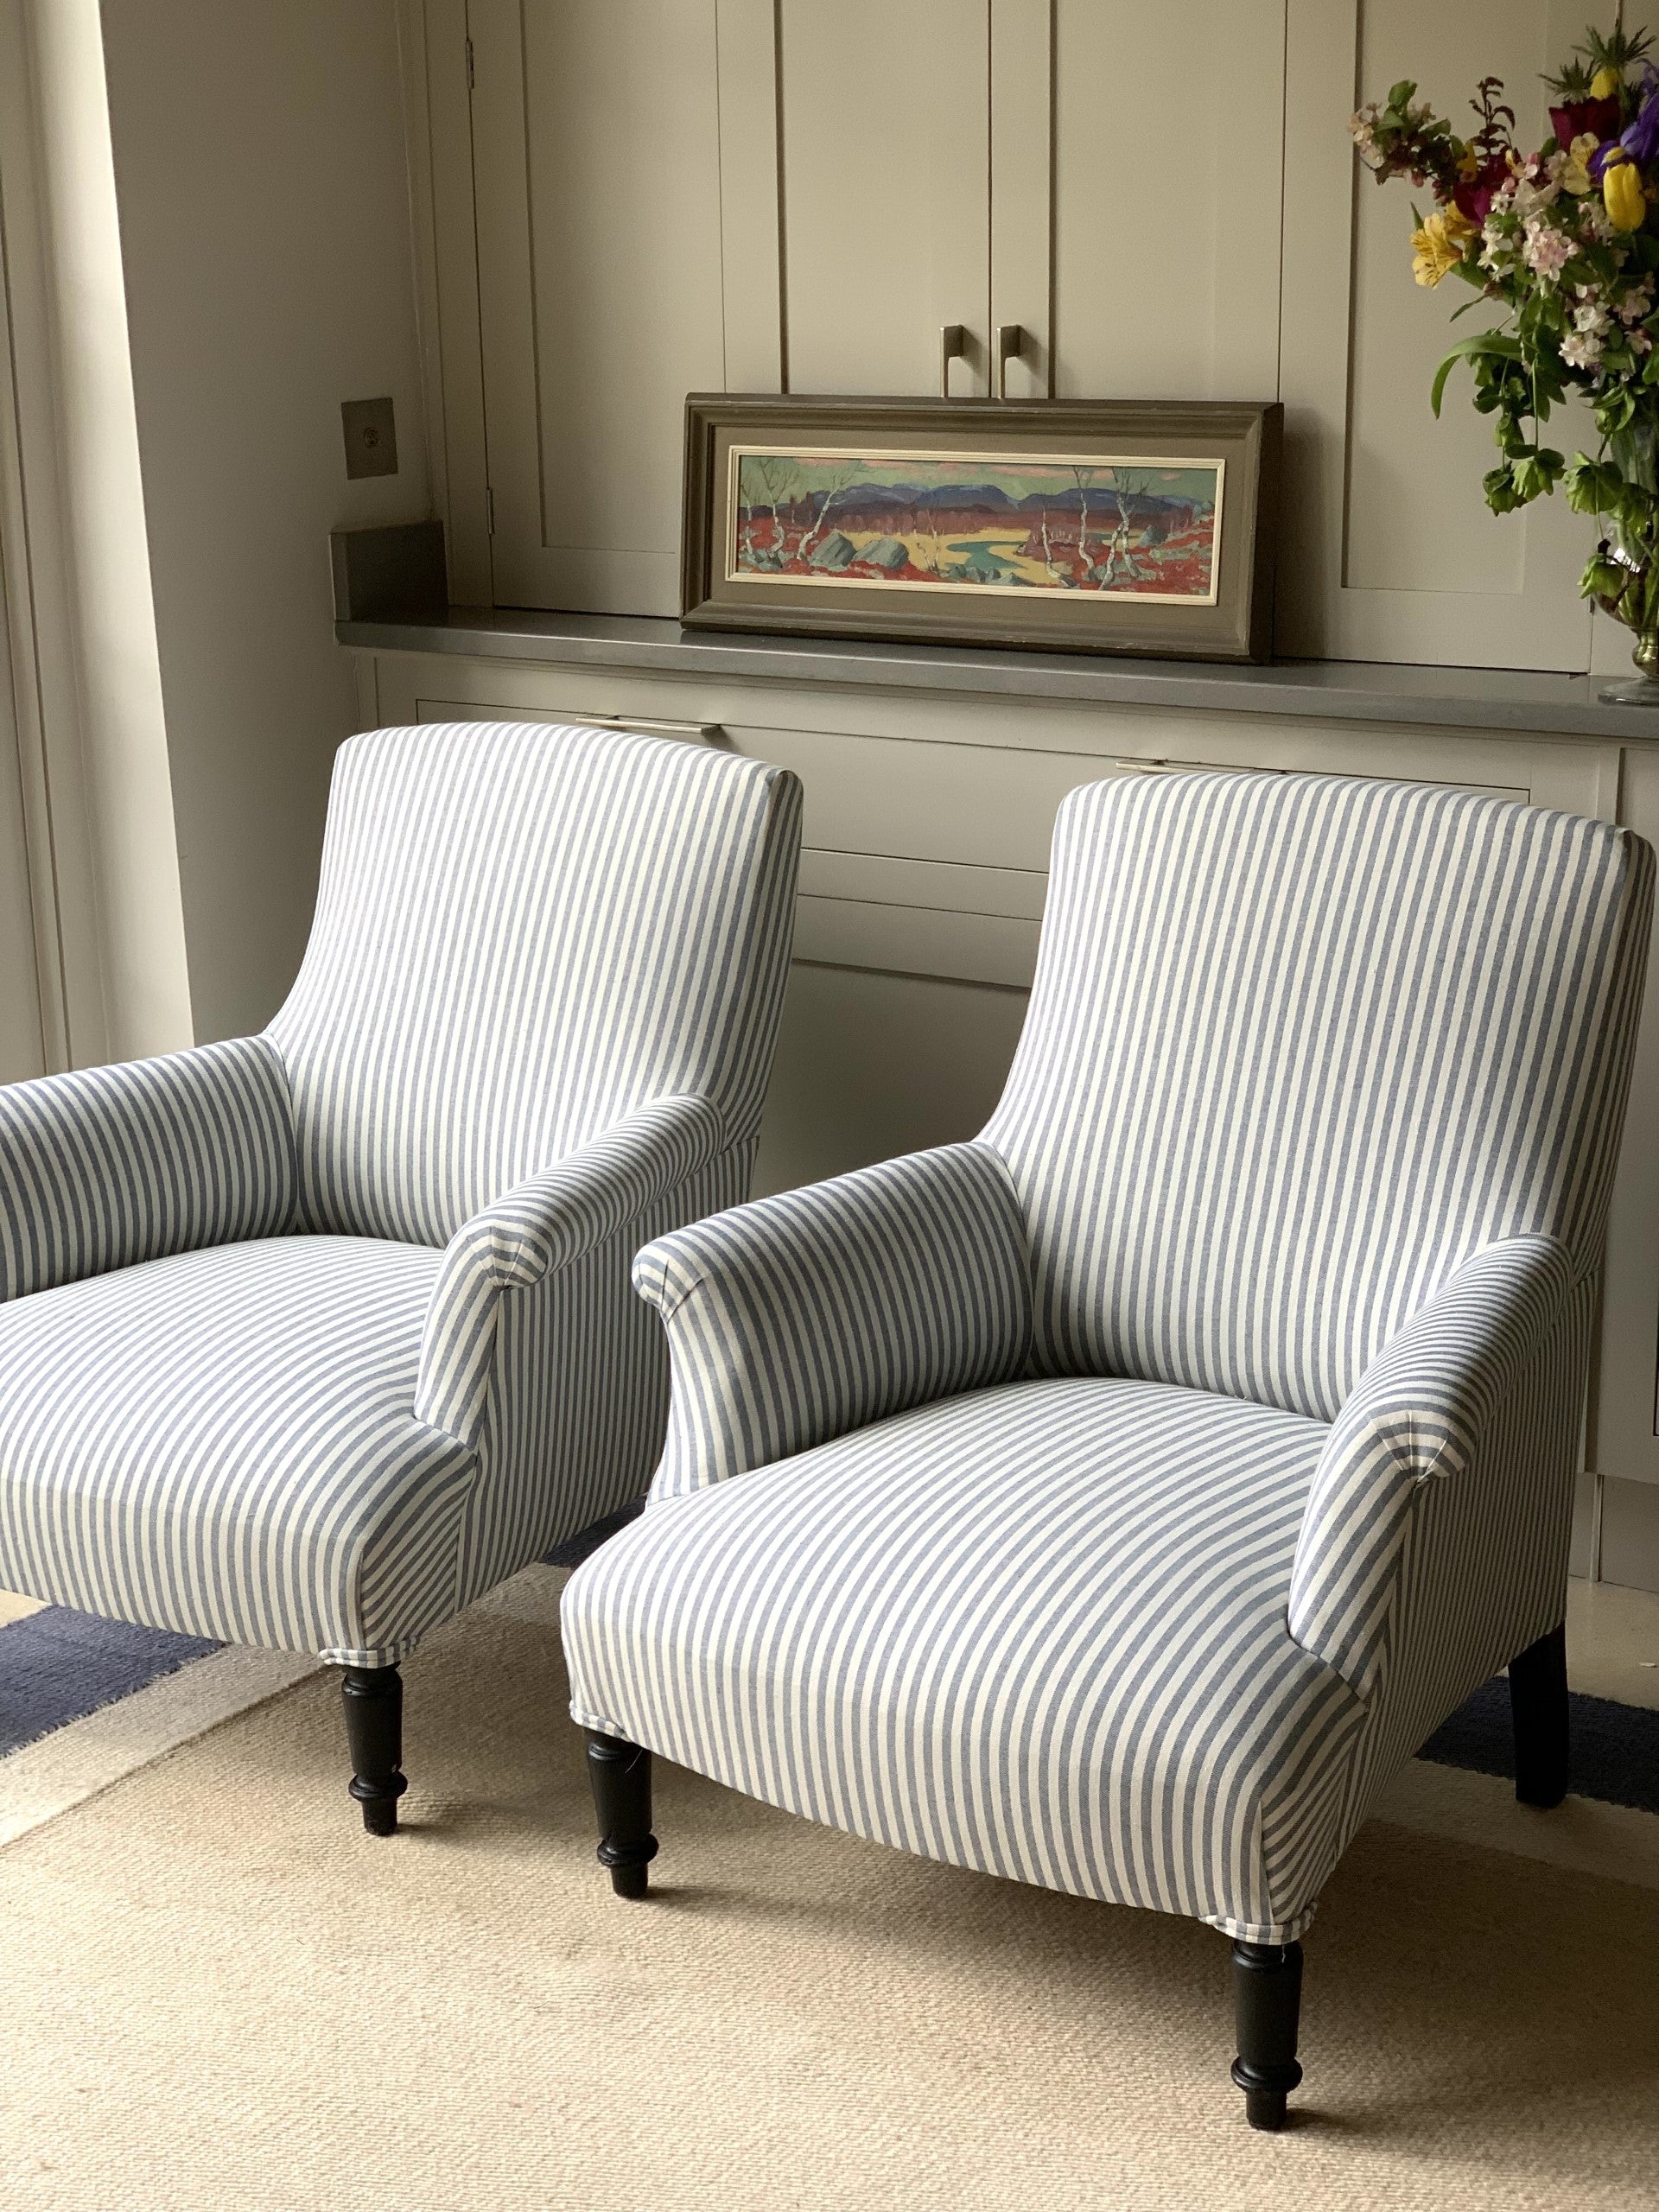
[757,0,992,396]
[1278,0,1630,668]
[1037,0,1287,404]
[1596,743,1659,1491]
[470,0,728,614]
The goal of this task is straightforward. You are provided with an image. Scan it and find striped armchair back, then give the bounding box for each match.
[267,721,801,1247]
[982,770,1653,1423]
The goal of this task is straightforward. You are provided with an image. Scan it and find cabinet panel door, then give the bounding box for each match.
[1595,744,1659,1490]
[470,0,728,614]
[1278,0,1637,668]
[772,0,991,396]
[1046,0,1286,403]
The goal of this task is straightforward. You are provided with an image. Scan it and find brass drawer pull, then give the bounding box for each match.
[575,713,722,744]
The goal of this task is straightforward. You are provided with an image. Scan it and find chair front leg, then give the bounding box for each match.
[340,1663,408,1835]
[585,1728,658,1897]
[1509,1621,1569,1808]
[1230,1939,1303,2130]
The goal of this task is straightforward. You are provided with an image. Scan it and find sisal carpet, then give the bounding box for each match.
[3,1573,1657,2212]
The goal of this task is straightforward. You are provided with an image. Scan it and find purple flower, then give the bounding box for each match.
[1622,63,1659,166]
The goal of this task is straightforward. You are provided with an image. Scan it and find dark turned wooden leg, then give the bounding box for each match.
[1510,1621,1569,1808]
[1230,1939,1303,2131]
[341,1664,407,1835]
[585,1728,658,1898]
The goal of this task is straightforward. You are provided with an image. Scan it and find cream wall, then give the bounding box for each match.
[99,0,430,1042]
[3,0,194,1070]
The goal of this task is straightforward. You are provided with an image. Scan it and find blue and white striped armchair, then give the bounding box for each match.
[0,720,801,1831]
[562,768,1652,2130]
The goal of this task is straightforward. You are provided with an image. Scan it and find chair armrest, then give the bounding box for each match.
[1287,1235,1577,1697]
[632,1140,1033,1501]
[413,1094,727,1446]
[0,1037,296,1302]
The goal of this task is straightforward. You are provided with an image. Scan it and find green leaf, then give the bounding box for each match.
[1564,454,1624,516]
[1598,385,1640,435]
[1511,448,1567,503]
[1432,332,1523,417]
[1484,462,1525,514]
[1581,554,1626,603]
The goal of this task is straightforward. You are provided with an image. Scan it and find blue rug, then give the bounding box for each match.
[0,1608,220,1758]
[1420,1678,1659,1816]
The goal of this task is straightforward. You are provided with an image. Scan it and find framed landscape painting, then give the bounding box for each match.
[683,397,1281,663]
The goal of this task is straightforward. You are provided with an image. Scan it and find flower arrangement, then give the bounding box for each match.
[1352,22,1659,695]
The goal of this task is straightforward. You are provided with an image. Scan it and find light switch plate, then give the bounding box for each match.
[341,396,397,480]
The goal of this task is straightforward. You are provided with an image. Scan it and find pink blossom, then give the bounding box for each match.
[1521,219,1573,281]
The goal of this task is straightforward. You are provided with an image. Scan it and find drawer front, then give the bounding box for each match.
[794,899,1041,988]
[406,690,1605,986]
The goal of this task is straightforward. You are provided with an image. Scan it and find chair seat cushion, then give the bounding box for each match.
[0,1237,476,1663]
[563,1377,1369,1942]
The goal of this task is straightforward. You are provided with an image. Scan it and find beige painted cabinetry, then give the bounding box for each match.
[435,0,1294,614]
[466,0,727,614]
[347,639,1659,1577]
[385,0,1659,1586]
[1278,0,1618,670]
[410,0,1656,664]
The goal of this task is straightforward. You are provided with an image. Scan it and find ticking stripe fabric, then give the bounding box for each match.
[563,1377,1365,1944]
[1334,1273,1594,1855]
[268,721,802,1248]
[415,1093,726,1449]
[634,1142,1032,1500]
[0,1038,296,1301]
[1288,1234,1576,1699]
[983,772,1653,1423]
[567,769,1653,1942]
[454,1145,753,1619]
[0,722,803,1662]
[0,1237,472,1662]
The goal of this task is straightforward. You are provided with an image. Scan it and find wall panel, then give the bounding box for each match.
[1051,0,1286,404]
[472,0,728,613]
[1279,0,1646,668]
[774,0,991,397]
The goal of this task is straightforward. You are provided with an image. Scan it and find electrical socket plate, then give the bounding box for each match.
[341,396,397,480]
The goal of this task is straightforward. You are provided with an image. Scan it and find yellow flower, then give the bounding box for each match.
[1410,206,1476,287]
[1604,150,1648,233]
[1560,132,1599,196]
[1590,64,1622,99]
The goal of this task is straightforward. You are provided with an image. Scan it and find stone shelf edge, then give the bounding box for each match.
[336,607,1659,743]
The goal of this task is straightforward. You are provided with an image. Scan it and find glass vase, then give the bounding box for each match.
[1599,434,1659,703]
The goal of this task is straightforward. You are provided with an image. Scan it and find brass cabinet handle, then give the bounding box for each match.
[995,323,1025,401]
[940,323,967,398]
[575,713,721,744]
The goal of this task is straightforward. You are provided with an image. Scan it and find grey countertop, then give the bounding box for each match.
[335,607,1659,741]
